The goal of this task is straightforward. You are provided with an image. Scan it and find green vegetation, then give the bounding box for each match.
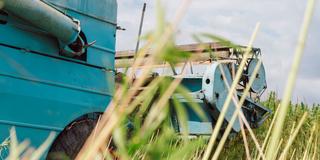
[1,0,319,159]
[1,93,319,159]
[221,92,320,159]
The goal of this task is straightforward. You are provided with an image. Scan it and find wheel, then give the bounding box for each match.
[46,119,98,160]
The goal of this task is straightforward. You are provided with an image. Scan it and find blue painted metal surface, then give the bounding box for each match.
[247,59,267,94]
[0,0,117,158]
[202,63,240,132]
[2,0,81,46]
[170,61,271,135]
[171,63,241,135]
[45,0,118,67]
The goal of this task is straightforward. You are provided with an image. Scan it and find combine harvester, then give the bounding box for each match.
[0,0,270,159]
[116,43,271,135]
[0,0,117,159]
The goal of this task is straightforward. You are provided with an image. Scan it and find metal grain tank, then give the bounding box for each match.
[0,0,117,159]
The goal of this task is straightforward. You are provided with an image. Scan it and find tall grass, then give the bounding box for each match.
[219,92,320,159]
[2,0,318,159]
[3,128,55,160]
[78,0,318,159]
[265,0,316,159]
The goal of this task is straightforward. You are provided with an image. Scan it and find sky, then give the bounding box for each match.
[116,0,320,104]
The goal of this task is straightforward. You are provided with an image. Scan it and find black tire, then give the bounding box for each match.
[46,119,97,160]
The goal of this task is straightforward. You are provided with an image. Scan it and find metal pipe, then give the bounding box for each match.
[0,0,80,46]
[115,51,231,68]
[134,3,147,56]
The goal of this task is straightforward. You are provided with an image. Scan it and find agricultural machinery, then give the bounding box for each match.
[116,43,271,135]
[0,0,270,159]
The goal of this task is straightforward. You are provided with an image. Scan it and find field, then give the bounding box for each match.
[1,92,320,159]
[221,92,320,159]
[1,0,319,159]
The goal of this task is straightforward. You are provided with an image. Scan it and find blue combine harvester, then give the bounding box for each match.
[0,0,117,159]
[116,44,271,136]
[0,0,271,159]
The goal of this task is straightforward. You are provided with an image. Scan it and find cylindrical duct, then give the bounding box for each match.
[1,0,80,46]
